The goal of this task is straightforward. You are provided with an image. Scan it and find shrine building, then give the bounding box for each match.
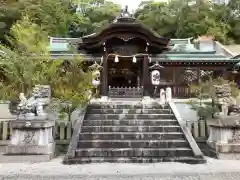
[48,9,240,99]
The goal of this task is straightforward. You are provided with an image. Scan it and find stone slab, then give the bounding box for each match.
[208,142,240,153]
[218,153,240,160]
[11,120,55,129]
[207,116,240,127]
[6,143,55,155]
[0,154,54,163]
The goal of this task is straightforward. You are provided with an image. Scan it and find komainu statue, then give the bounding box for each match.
[17,85,51,120]
[214,84,239,116]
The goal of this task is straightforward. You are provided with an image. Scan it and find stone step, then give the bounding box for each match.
[81,125,181,133]
[75,148,194,157]
[87,109,172,114]
[88,104,168,109]
[82,119,179,126]
[77,140,189,148]
[79,132,185,140]
[63,156,205,164]
[85,114,175,120]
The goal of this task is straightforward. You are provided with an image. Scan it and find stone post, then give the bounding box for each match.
[166,87,172,102]
[159,88,166,105]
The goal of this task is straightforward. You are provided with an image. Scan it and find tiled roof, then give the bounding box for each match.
[48,37,80,52]
[47,37,240,62]
[224,45,240,56]
[48,37,195,52]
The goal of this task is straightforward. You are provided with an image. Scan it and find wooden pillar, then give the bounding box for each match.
[197,67,201,83]
[223,69,229,80]
[100,55,108,97]
[143,55,149,97]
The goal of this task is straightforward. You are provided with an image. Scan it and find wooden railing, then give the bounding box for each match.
[108,86,143,98]
[108,85,192,98]
[0,120,208,146]
[173,85,192,98]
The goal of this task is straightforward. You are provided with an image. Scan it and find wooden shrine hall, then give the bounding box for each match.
[49,8,240,98]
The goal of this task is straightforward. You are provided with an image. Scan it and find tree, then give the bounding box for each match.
[23,0,76,37]
[51,56,93,121]
[134,0,234,44]
[69,0,120,37]
[226,0,240,43]
[0,0,26,44]
[0,15,92,101]
[0,0,120,42]
[0,16,57,100]
[135,1,177,38]
[188,77,239,120]
[0,15,93,121]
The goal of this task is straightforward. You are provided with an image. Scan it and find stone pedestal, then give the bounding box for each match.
[3,120,55,163]
[207,115,240,160]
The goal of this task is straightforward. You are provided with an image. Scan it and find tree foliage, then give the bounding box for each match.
[0,0,120,41]
[135,0,239,44]
[0,16,92,109]
[188,77,239,119]
[0,0,240,44]
[0,16,58,100]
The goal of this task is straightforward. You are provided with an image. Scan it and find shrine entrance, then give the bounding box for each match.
[107,57,143,98]
[77,9,170,98]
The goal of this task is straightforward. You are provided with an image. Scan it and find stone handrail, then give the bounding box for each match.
[169,101,204,158]
[63,103,88,164]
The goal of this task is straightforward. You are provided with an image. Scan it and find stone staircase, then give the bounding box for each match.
[63,101,205,164]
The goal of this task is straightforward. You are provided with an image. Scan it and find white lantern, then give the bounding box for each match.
[132,56,137,63]
[114,55,119,63]
[151,70,160,85]
[92,70,100,87]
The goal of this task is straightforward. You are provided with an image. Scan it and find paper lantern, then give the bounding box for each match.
[92,70,100,87]
[151,70,160,85]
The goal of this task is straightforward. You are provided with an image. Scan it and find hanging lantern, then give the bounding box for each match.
[148,56,152,63]
[92,70,101,87]
[114,55,119,63]
[151,69,160,85]
[132,56,137,63]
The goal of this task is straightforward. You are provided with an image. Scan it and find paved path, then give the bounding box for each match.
[1,173,240,180]
[1,157,240,179]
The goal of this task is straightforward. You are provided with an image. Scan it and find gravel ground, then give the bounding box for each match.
[1,157,240,179]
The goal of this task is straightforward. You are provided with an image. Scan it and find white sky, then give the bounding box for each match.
[110,0,168,12]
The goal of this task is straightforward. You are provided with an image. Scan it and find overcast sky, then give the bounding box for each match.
[110,0,167,11]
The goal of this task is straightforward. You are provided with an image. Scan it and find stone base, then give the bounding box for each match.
[218,153,240,160]
[207,118,240,160]
[0,154,54,163]
[208,141,240,160]
[208,141,240,153]
[6,142,55,155]
[4,120,55,162]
